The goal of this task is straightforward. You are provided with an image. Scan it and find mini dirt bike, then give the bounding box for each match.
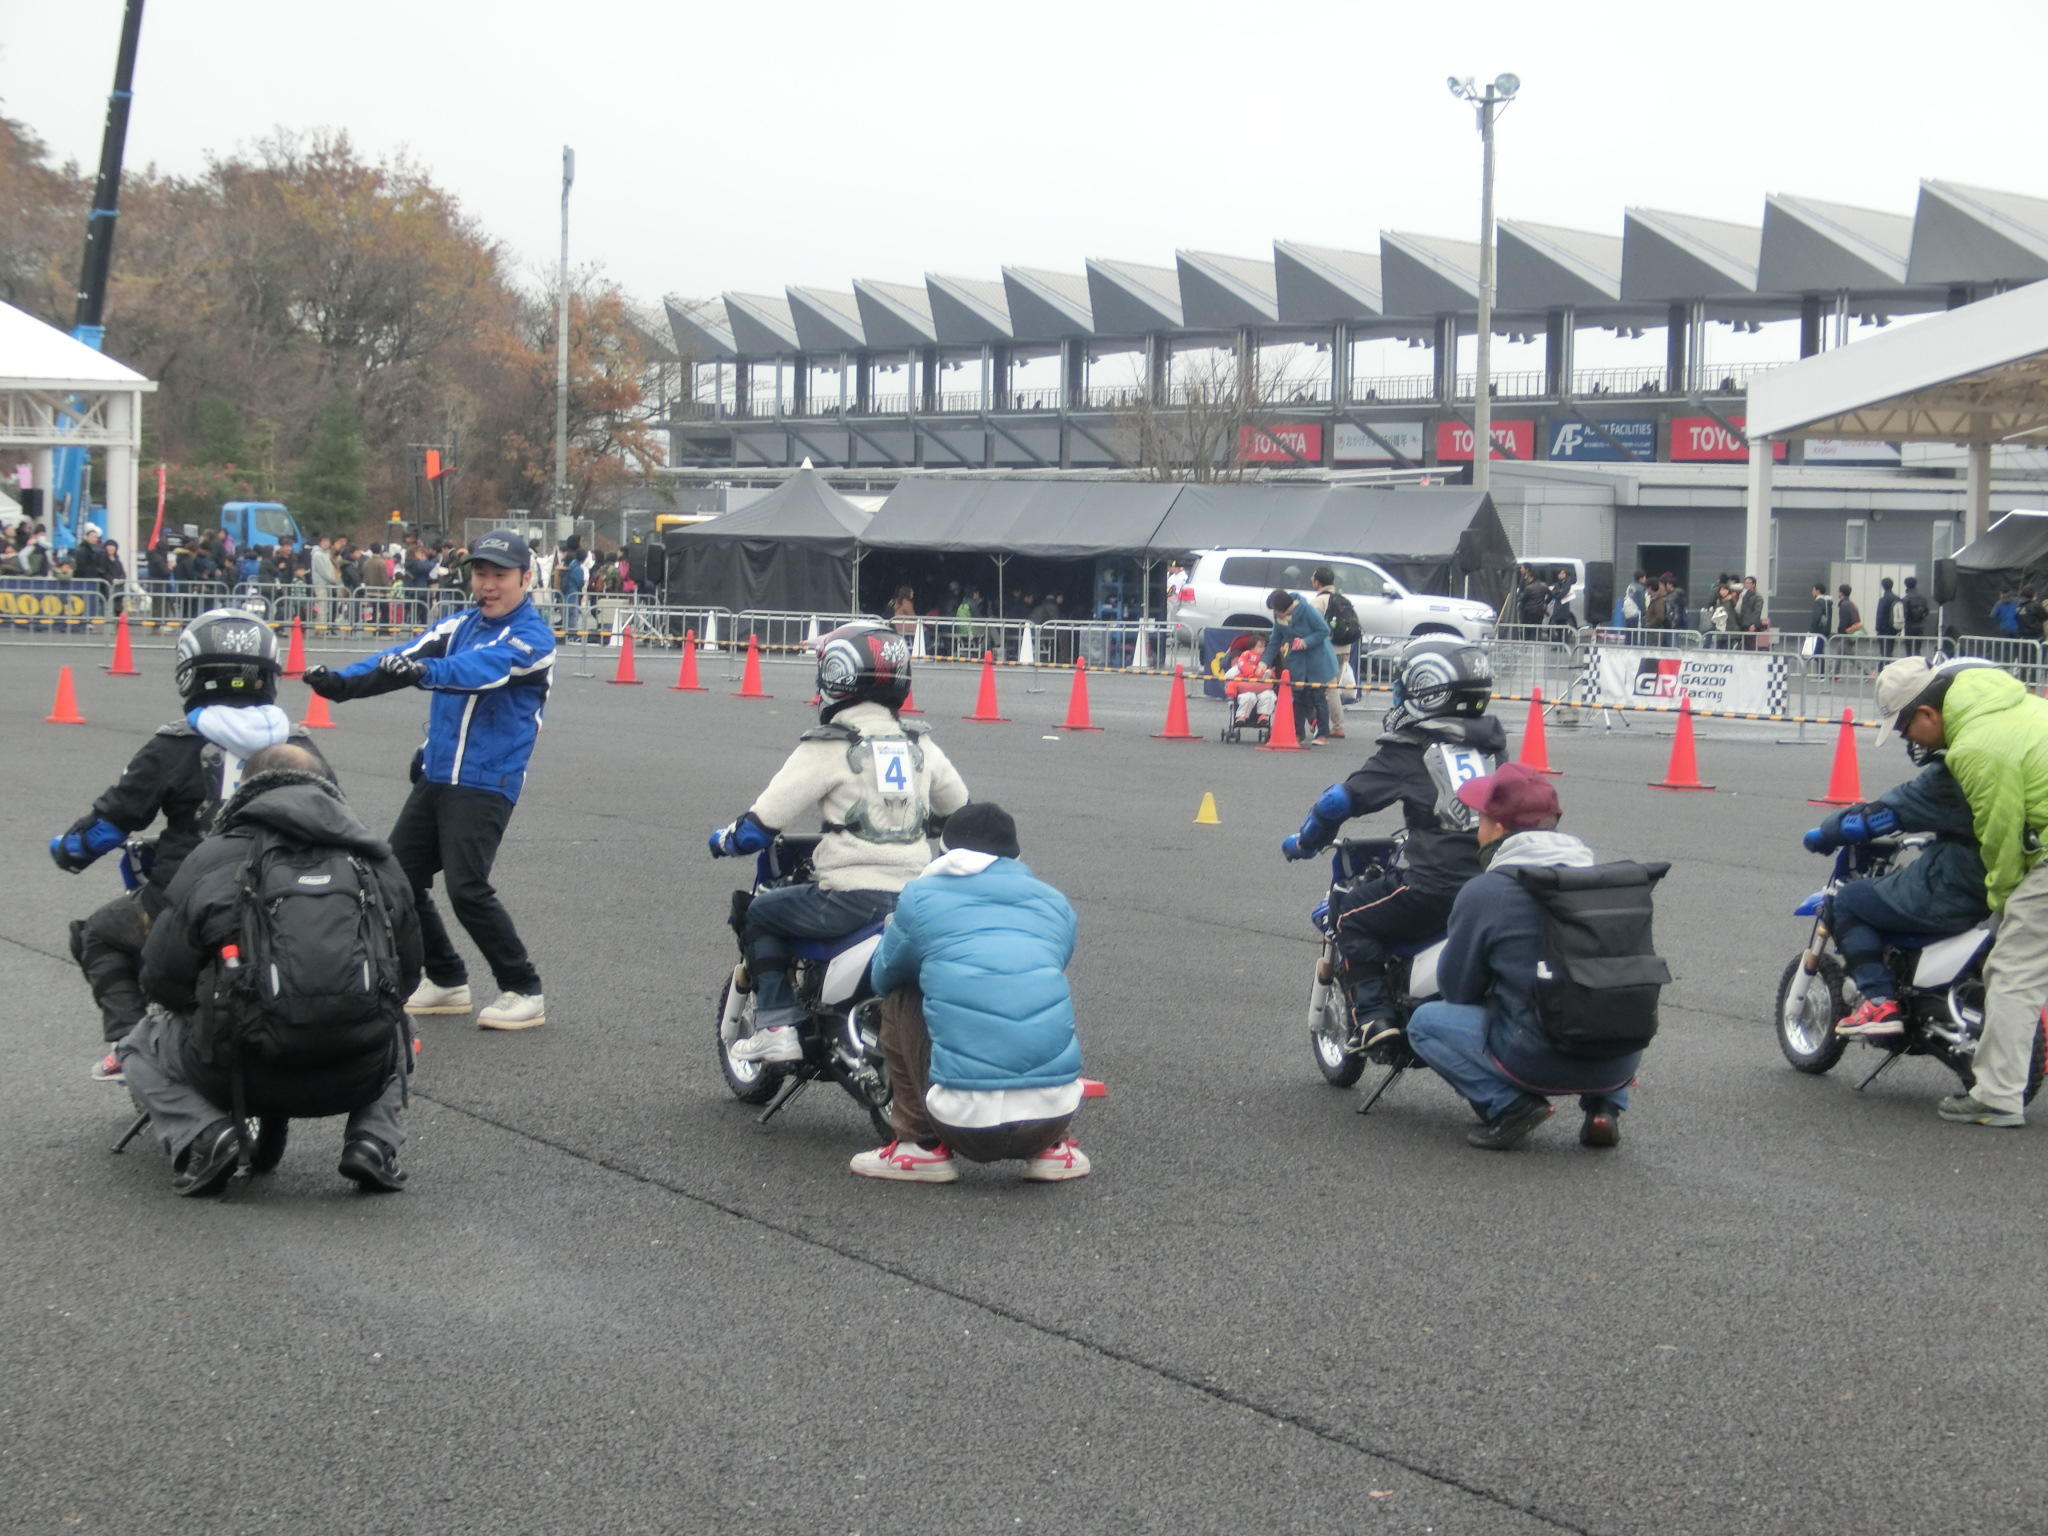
[715,835,894,1139]
[1776,835,2046,1102]
[1306,835,1447,1114]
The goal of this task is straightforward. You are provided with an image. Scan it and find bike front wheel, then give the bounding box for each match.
[716,975,787,1104]
[1776,953,1848,1074]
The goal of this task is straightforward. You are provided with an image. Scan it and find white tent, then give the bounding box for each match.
[1740,280,2048,580]
[0,300,156,557]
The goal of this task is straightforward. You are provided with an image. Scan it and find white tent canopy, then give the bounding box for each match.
[1742,279,2048,581]
[0,299,156,558]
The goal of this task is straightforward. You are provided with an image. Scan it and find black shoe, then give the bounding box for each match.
[338,1137,407,1192]
[248,1116,290,1173]
[1580,1110,1621,1149]
[172,1119,243,1197]
[1466,1096,1554,1151]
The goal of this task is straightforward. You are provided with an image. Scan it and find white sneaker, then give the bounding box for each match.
[1022,1138,1092,1182]
[476,991,545,1030]
[728,1024,801,1063]
[849,1140,959,1183]
[91,1050,125,1084]
[406,979,473,1014]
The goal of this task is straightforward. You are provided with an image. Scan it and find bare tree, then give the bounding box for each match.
[1110,342,1326,481]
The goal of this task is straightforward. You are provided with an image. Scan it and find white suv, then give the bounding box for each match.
[1172,548,1496,644]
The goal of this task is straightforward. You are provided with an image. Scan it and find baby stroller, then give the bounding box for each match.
[1202,626,1273,744]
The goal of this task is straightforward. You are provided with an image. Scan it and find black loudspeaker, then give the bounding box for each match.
[1934,558,1958,604]
[1584,561,1615,627]
[17,488,44,522]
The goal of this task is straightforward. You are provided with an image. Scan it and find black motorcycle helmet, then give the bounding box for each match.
[174,607,281,708]
[1385,636,1492,732]
[815,621,912,714]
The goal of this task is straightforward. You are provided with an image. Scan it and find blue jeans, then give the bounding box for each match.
[1408,1001,1633,1121]
[1830,877,1951,1001]
[741,884,898,1032]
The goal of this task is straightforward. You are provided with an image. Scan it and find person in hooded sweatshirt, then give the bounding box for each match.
[1406,764,1644,1152]
[50,609,329,1083]
[120,744,424,1196]
[852,802,1089,1184]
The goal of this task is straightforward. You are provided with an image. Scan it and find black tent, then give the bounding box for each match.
[861,480,1183,558]
[665,465,871,613]
[1954,509,2048,636]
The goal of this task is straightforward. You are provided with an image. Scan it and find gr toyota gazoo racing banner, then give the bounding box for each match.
[1582,646,1789,717]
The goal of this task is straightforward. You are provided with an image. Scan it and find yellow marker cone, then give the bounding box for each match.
[1194,791,1221,825]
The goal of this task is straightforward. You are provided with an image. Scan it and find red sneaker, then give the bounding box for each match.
[1836,998,1905,1038]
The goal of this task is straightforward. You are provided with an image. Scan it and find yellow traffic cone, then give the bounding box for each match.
[1194,791,1221,825]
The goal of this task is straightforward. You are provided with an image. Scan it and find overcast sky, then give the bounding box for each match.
[8,0,2046,318]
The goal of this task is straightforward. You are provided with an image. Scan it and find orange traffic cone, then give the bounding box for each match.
[963,650,1008,722]
[45,666,85,724]
[671,629,707,691]
[1517,688,1561,775]
[283,616,306,679]
[1650,693,1714,791]
[301,688,336,730]
[1056,658,1102,731]
[1809,709,1864,806]
[1258,673,1308,753]
[1150,664,1200,740]
[733,635,770,699]
[609,628,644,685]
[106,612,139,676]
[901,684,922,715]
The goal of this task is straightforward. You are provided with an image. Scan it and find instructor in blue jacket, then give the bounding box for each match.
[304,529,555,1031]
[853,802,1092,1185]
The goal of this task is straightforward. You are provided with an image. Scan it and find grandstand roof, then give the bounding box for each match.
[665,180,2048,362]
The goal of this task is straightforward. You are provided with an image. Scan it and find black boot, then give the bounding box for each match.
[338,1137,407,1192]
[172,1120,242,1197]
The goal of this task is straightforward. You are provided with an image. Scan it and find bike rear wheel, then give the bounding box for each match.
[716,975,787,1105]
[248,1116,288,1173]
[1776,953,1848,1074]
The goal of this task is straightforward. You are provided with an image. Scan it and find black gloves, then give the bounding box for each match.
[378,654,426,686]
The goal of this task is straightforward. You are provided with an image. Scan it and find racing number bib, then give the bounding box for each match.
[872,739,914,799]
[1424,743,1498,831]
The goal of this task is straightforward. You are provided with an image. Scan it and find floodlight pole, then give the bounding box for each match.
[555,146,574,538]
[1451,75,1517,496]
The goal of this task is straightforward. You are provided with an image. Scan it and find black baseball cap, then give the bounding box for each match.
[467,530,532,570]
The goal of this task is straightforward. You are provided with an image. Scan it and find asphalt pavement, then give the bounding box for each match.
[5,636,2046,1536]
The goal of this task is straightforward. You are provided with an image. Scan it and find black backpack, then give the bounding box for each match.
[1504,861,1673,1058]
[215,829,405,1095]
[1904,591,1930,626]
[1323,588,1362,647]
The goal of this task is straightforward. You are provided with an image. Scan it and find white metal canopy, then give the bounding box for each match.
[0,300,155,560]
[1742,279,2048,582]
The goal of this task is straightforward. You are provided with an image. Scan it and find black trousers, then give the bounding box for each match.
[1333,870,1455,1019]
[387,780,540,995]
[73,887,164,1042]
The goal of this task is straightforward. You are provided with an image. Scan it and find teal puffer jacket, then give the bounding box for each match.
[869,855,1082,1091]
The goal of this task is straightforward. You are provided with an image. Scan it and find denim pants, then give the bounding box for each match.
[1829,877,1931,1000]
[740,884,898,1032]
[1408,1001,1633,1121]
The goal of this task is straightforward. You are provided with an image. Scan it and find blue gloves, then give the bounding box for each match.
[1281,783,1353,862]
[50,816,125,873]
[709,811,774,858]
[1804,801,1900,853]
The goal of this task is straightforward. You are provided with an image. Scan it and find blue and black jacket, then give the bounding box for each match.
[334,597,556,803]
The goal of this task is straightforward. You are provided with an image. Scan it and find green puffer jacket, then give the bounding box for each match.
[1940,666,2048,910]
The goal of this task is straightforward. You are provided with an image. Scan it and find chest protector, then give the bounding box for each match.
[1422,741,1501,832]
[804,721,934,846]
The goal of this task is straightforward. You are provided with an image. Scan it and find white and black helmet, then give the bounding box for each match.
[816,621,912,711]
[175,607,280,707]
[1386,636,1492,731]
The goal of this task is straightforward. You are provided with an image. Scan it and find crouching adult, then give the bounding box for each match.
[119,745,424,1197]
[853,802,1091,1184]
[1407,764,1666,1152]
